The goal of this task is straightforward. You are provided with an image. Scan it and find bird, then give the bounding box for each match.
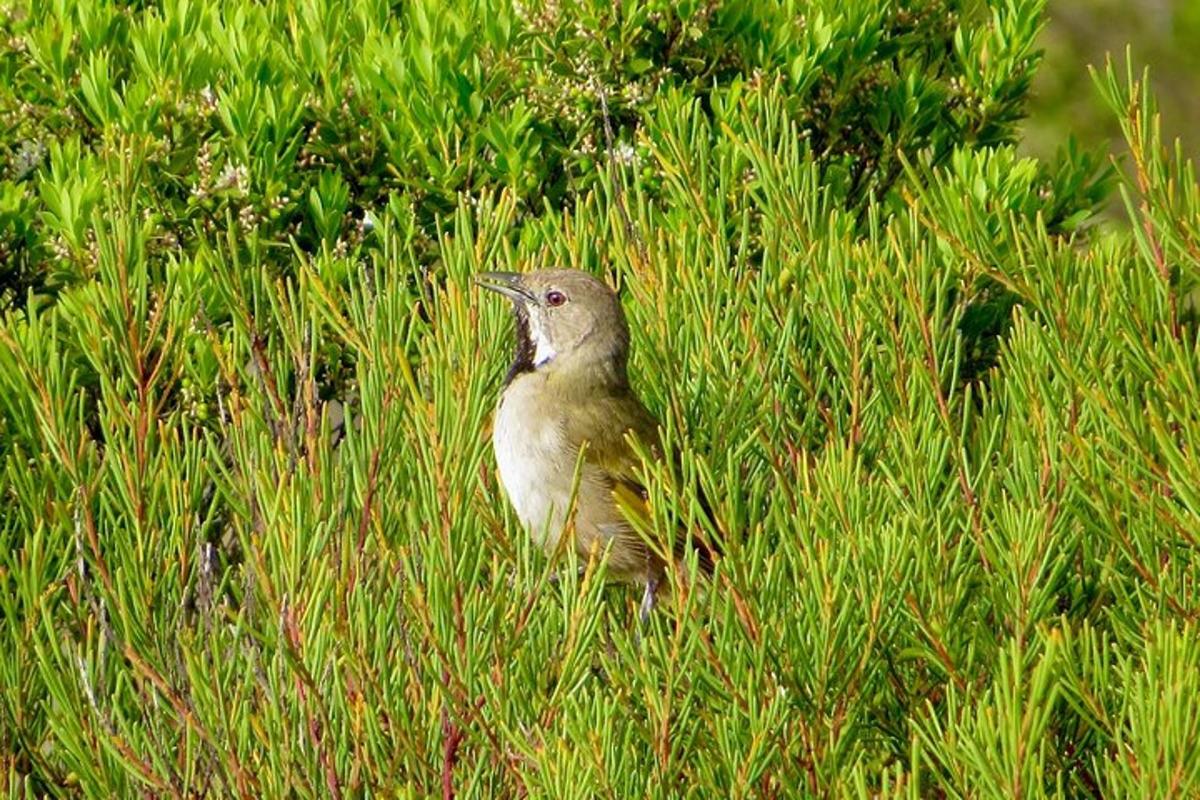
[476,268,716,621]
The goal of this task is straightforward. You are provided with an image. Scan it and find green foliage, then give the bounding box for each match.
[1,0,1097,304]
[1,0,1198,797]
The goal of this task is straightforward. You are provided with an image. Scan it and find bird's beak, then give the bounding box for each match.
[475,271,536,304]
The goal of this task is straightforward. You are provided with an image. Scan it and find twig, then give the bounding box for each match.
[441,675,466,800]
[596,82,648,269]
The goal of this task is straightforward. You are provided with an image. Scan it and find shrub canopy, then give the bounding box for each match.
[1,0,1198,797]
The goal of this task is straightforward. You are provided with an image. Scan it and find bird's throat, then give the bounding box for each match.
[527,311,557,367]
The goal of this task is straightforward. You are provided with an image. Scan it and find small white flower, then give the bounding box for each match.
[199,85,218,114]
[215,163,250,194]
[613,142,636,166]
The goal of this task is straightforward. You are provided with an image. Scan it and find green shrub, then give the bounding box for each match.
[2,0,1198,797]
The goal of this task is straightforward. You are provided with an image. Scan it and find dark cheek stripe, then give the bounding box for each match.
[504,305,536,385]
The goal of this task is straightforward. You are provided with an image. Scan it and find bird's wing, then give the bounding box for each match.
[587,397,720,575]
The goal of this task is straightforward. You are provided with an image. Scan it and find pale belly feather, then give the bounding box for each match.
[492,379,575,552]
[491,373,654,582]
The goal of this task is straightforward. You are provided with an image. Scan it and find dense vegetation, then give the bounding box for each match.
[1,0,1198,797]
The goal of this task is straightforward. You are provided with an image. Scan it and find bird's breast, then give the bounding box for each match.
[492,378,575,551]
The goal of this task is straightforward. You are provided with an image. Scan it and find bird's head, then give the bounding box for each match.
[476,269,630,385]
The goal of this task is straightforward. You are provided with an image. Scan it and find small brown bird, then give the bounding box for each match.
[477,269,715,620]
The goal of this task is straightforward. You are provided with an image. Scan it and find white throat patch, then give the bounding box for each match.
[528,313,556,367]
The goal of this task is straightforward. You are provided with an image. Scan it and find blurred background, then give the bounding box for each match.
[1023,0,1199,165]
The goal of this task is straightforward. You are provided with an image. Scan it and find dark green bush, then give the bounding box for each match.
[1,0,1104,303]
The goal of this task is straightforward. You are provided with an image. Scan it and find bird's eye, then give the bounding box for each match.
[545,290,567,307]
